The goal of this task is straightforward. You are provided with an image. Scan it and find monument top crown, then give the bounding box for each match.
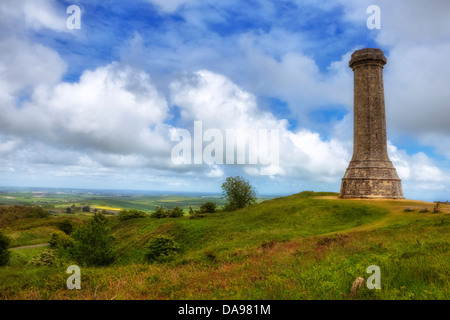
[349,48,387,69]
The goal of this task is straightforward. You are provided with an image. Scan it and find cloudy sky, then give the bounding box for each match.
[0,0,449,201]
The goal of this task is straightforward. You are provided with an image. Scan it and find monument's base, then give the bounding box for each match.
[339,160,404,199]
[339,179,404,199]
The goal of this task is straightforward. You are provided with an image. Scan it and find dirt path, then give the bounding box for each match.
[10,243,50,250]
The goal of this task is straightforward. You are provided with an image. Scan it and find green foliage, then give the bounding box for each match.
[221,176,256,211]
[189,213,207,219]
[200,202,217,213]
[27,207,50,218]
[93,212,106,223]
[149,206,184,218]
[56,219,74,235]
[30,249,57,267]
[66,207,73,213]
[70,214,115,266]
[187,206,207,219]
[0,206,49,227]
[168,206,184,218]
[48,231,75,249]
[189,212,207,219]
[118,209,147,221]
[0,231,11,266]
[145,235,180,262]
[150,206,169,219]
[82,205,91,212]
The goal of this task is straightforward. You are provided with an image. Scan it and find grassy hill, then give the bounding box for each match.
[0,191,449,299]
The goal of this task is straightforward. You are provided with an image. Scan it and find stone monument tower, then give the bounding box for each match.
[340,48,404,199]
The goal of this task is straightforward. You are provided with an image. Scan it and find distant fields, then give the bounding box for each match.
[0,190,449,300]
[0,188,240,213]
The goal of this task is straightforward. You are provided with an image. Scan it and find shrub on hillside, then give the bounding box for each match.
[118,209,147,221]
[188,205,208,219]
[145,235,180,262]
[56,219,75,235]
[48,231,75,249]
[26,206,50,218]
[200,202,217,213]
[189,212,207,219]
[168,206,184,218]
[70,213,115,266]
[31,249,57,267]
[150,206,169,219]
[0,231,11,266]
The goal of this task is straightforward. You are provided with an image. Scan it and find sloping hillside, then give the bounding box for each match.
[0,191,449,299]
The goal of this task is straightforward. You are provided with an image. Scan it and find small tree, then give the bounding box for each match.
[0,232,11,266]
[145,235,180,262]
[26,206,49,218]
[56,219,74,235]
[150,206,168,219]
[31,249,57,267]
[168,206,184,218]
[82,205,90,212]
[118,209,147,221]
[70,213,115,266]
[48,231,75,249]
[221,176,256,211]
[200,202,217,213]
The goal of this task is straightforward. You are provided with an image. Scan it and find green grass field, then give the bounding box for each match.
[0,191,449,300]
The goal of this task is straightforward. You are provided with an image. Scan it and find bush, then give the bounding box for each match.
[200,202,217,213]
[70,213,115,266]
[145,235,180,262]
[189,212,207,219]
[118,209,147,221]
[0,231,11,266]
[82,205,91,212]
[56,219,75,235]
[31,249,57,267]
[150,206,169,219]
[0,206,50,227]
[48,231,75,249]
[221,176,256,211]
[168,206,184,218]
[26,206,50,218]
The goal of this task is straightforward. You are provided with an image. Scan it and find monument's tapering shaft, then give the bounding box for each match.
[340,48,404,199]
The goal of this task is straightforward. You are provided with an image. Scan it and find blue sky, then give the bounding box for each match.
[0,0,449,201]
